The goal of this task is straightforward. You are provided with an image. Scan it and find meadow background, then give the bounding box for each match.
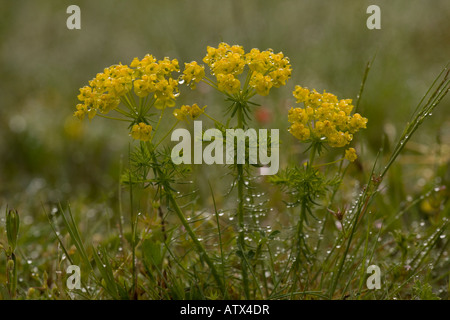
[0,0,449,299]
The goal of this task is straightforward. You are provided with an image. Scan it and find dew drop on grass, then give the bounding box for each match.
[440,235,446,239]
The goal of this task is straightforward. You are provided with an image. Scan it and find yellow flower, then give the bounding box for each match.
[348,113,368,133]
[293,86,309,103]
[249,73,273,96]
[288,107,309,124]
[74,104,96,120]
[130,122,152,141]
[217,73,241,95]
[199,43,291,97]
[288,85,368,150]
[173,104,206,121]
[289,122,311,141]
[182,61,205,89]
[173,105,191,121]
[345,148,358,162]
[269,69,291,88]
[189,103,205,119]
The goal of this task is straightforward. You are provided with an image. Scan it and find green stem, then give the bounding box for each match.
[312,158,345,169]
[97,114,132,122]
[152,108,166,137]
[153,120,180,147]
[203,112,225,127]
[236,104,250,299]
[166,191,225,293]
[309,143,317,166]
[289,199,307,297]
[146,143,225,294]
[128,166,138,298]
[201,77,221,92]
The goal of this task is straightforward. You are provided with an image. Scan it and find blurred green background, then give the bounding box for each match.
[0,0,449,213]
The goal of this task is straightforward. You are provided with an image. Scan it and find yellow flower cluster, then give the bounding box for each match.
[181,61,205,89]
[173,104,206,121]
[75,64,133,119]
[344,147,357,162]
[288,86,368,149]
[131,55,180,108]
[130,122,153,141]
[75,55,180,120]
[246,48,291,96]
[183,42,291,96]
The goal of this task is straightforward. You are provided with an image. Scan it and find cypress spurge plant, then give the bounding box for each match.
[74,42,291,298]
[75,51,225,295]
[72,43,448,299]
[180,43,292,298]
[271,86,368,293]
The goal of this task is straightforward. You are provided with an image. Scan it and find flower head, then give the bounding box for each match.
[288,85,368,148]
[173,104,206,121]
[130,122,153,141]
[75,55,181,120]
[185,42,291,97]
[345,148,358,162]
[181,61,205,89]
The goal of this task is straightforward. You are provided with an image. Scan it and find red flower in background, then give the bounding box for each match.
[254,107,272,125]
